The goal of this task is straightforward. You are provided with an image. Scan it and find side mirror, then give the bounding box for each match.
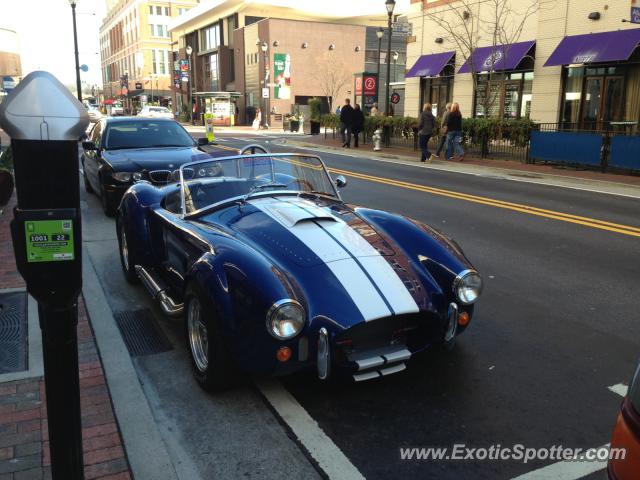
[197,137,209,146]
[335,175,348,188]
[82,141,97,151]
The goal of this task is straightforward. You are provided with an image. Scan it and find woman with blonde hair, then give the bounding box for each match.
[417,103,436,162]
[445,102,465,161]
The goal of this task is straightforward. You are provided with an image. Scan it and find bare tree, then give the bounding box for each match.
[421,0,543,117]
[317,52,351,112]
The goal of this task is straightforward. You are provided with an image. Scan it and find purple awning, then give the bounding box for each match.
[405,51,455,78]
[544,29,640,66]
[458,41,535,74]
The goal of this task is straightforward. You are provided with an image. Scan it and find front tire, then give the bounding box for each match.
[185,283,236,392]
[117,219,139,284]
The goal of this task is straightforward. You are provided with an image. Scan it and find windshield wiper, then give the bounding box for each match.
[239,182,288,205]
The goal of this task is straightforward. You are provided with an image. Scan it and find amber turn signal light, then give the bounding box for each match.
[458,311,470,327]
[277,346,292,362]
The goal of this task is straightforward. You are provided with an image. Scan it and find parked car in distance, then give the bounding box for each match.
[138,106,174,119]
[86,105,103,123]
[117,151,483,392]
[110,102,124,116]
[608,361,640,479]
[81,117,229,216]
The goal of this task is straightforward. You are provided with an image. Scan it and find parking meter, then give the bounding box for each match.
[0,71,88,480]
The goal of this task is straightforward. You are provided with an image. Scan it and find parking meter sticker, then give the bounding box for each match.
[25,220,75,263]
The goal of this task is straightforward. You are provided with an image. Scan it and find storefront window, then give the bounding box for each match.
[474,72,533,119]
[204,53,219,91]
[561,64,640,130]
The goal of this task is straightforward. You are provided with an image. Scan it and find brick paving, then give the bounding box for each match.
[0,133,131,478]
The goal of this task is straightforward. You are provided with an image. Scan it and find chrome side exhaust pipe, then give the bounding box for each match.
[135,265,184,317]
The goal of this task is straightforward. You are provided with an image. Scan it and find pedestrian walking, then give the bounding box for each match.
[430,103,452,161]
[370,103,379,116]
[417,103,436,162]
[445,103,465,161]
[340,98,354,148]
[252,108,262,130]
[352,104,365,148]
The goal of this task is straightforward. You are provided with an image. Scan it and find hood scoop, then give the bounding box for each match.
[256,199,337,228]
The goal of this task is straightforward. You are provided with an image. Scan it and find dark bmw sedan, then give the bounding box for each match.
[81,117,233,216]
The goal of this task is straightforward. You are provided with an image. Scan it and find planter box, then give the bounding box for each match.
[290,121,300,132]
[310,121,321,135]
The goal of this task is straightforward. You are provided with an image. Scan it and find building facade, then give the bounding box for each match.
[404,0,640,129]
[99,0,200,111]
[168,0,409,125]
[0,28,22,100]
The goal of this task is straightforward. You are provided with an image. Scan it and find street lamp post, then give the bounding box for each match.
[261,41,269,129]
[375,28,384,108]
[186,45,193,124]
[69,0,82,102]
[384,0,395,116]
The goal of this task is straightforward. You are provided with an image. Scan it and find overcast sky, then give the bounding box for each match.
[2,0,410,88]
[2,0,106,87]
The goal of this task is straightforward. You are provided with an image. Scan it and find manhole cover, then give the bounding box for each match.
[0,292,28,374]
[114,309,173,357]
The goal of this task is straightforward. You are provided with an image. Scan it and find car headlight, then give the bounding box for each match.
[132,172,143,182]
[267,300,305,340]
[112,172,132,183]
[453,270,483,305]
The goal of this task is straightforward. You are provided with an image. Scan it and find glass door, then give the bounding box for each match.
[603,76,624,125]
[581,77,603,130]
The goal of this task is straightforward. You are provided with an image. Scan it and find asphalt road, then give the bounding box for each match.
[81,132,639,480]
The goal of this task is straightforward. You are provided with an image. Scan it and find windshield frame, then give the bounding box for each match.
[177,153,341,219]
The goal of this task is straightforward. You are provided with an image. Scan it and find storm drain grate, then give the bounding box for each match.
[114,309,173,357]
[0,292,28,374]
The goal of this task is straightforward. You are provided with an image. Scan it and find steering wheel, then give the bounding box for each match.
[240,144,270,155]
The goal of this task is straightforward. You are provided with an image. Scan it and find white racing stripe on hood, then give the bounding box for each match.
[251,196,419,320]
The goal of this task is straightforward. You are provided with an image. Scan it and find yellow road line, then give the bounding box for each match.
[328,167,640,238]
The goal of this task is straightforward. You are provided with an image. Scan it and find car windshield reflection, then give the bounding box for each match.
[177,154,338,215]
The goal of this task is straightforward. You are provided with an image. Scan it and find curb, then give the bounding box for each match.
[82,245,178,480]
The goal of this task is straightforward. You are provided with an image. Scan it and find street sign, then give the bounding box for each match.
[262,87,270,98]
[391,92,401,104]
[135,82,142,90]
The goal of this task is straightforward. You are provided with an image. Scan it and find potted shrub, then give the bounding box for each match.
[288,112,300,132]
[308,98,321,135]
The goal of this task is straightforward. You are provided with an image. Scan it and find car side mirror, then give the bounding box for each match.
[335,175,347,188]
[82,141,97,151]
[197,137,209,146]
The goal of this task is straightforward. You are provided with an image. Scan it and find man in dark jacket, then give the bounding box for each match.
[352,104,365,148]
[418,103,436,162]
[339,98,354,148]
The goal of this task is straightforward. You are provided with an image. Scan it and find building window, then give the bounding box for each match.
[204,53,219,91]
[178,7,189,15]
[149,6,153,15]
[560,65,640,130]
[151,49,169,75]
[200,24,220,52]
[474,71,534,119]
[156,6,162,15]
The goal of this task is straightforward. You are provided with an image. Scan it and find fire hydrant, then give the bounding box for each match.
[372,127,383,151]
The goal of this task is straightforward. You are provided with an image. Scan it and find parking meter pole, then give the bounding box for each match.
[0,71,89,480]
[39,305,84,480]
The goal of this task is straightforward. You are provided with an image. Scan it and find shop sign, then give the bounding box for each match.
[180,60,189,72]
[274,53,291,100]
[363,75,377,96]
[632,0,640,23]
[390,92,401,104]
[354,76,363,96]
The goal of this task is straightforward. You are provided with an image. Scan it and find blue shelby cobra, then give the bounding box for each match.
[117,151,483,391]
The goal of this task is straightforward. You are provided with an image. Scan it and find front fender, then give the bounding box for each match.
[184,238,305,374]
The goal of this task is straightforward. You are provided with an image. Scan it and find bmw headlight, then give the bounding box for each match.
[267,300,305,340]
[112,172,132,182]
[453,270,483,305]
